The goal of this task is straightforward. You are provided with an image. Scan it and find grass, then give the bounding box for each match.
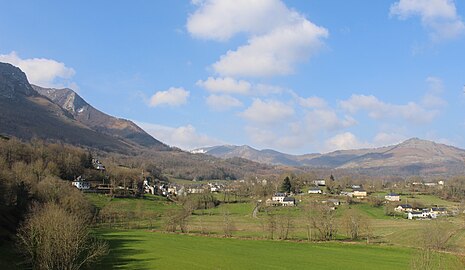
[93,229,458,270]
[405,194,458,207]
[86,192,465,269]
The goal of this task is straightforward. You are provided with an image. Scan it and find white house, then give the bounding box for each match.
[282,197,296,206]
[313,179,326,186]
[408,209,437,220]
[431,207,447,216]
[308,187,322,194]
[72,180,91,190]
[272,193,286,202]
[385,192,400,202]
[408,211,425,219]
[395,204,413,212]
[352,189,367,198]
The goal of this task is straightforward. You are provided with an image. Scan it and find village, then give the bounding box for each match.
[71,159,453,221]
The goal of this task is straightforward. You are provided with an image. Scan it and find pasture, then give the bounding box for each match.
[86,193,465,269]
[94,229,437,270]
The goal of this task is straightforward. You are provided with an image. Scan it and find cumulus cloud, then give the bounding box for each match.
[212,20,328,77]
[0,51,76,88]
[422,76,447,108]
[390,0,465,41]
[245,126,306,150]
[254,84,285,95]
[298,96,328,108]
[187,0,300,41]
[196,77,251,95]
[240,99,294,124]
[306,109,357,131]
[339,94,440,124]
[149,87,189,107]
[324,132,370,152]
[206,94,242,111]
[187,0,328,77]
[373,132,408,146]
[136,121,222,150]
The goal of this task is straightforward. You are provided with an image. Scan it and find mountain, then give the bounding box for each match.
[193,138,465,176]
[0,62,167,152]
[192,145,309,166]
[32,85,166,149]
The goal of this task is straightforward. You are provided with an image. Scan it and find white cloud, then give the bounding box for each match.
[136,122,222,150]
[212,20,328,77]
[196,77,251,95]
[206,94,242,111]
[306,109,357,131]
[187,0,300,41]
[241,99,294,124]
[254,84,285,95]
[298,96,328,108]
[340,94,440,124]
[149,87,189,107]
[0,51,76,88]
[390,0,465,41]
[187,0,328,77]
[324,132,370,152]
[373,132,407,146]
[421,76,447,108]
[245,125,307,150]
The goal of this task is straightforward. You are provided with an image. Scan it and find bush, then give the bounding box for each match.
[16,203,108,270]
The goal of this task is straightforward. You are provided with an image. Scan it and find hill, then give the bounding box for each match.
[193,138,465,176]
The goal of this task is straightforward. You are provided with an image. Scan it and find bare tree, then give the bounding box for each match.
[222,207,235,237]
[410,220,450,270]
[164,196,196,233]
[342,209,369,240]
[264,209,277,240]
[17,203,108,270]
[310,202,337,241]
[277,208,293,240]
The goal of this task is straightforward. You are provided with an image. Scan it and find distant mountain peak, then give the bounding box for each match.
[196,139,465,176]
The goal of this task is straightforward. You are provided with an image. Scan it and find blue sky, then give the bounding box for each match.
[1,0,464,154]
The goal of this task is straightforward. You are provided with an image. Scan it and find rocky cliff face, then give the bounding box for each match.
[32,85,168,149]
[0,62,168,152]
[0,62,36,99]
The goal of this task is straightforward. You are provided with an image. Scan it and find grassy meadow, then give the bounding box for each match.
[86,192,465,269]
[93,229,429,270]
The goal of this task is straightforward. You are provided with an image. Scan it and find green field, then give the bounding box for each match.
[94,229,457,270]
[85,193,465,269]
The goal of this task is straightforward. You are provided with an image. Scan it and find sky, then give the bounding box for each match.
[0,0,465,154]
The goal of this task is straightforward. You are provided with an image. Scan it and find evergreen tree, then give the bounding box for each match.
[281,176,292,193]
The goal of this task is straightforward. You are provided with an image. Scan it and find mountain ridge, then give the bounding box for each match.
[192,138,465,175]
[32,85,167,149]
[0,62,167,152]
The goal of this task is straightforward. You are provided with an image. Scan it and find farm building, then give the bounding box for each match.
[395,204,413,212]
[308,187,322,194]
[385,192,400,202]
[352,189,367,198]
